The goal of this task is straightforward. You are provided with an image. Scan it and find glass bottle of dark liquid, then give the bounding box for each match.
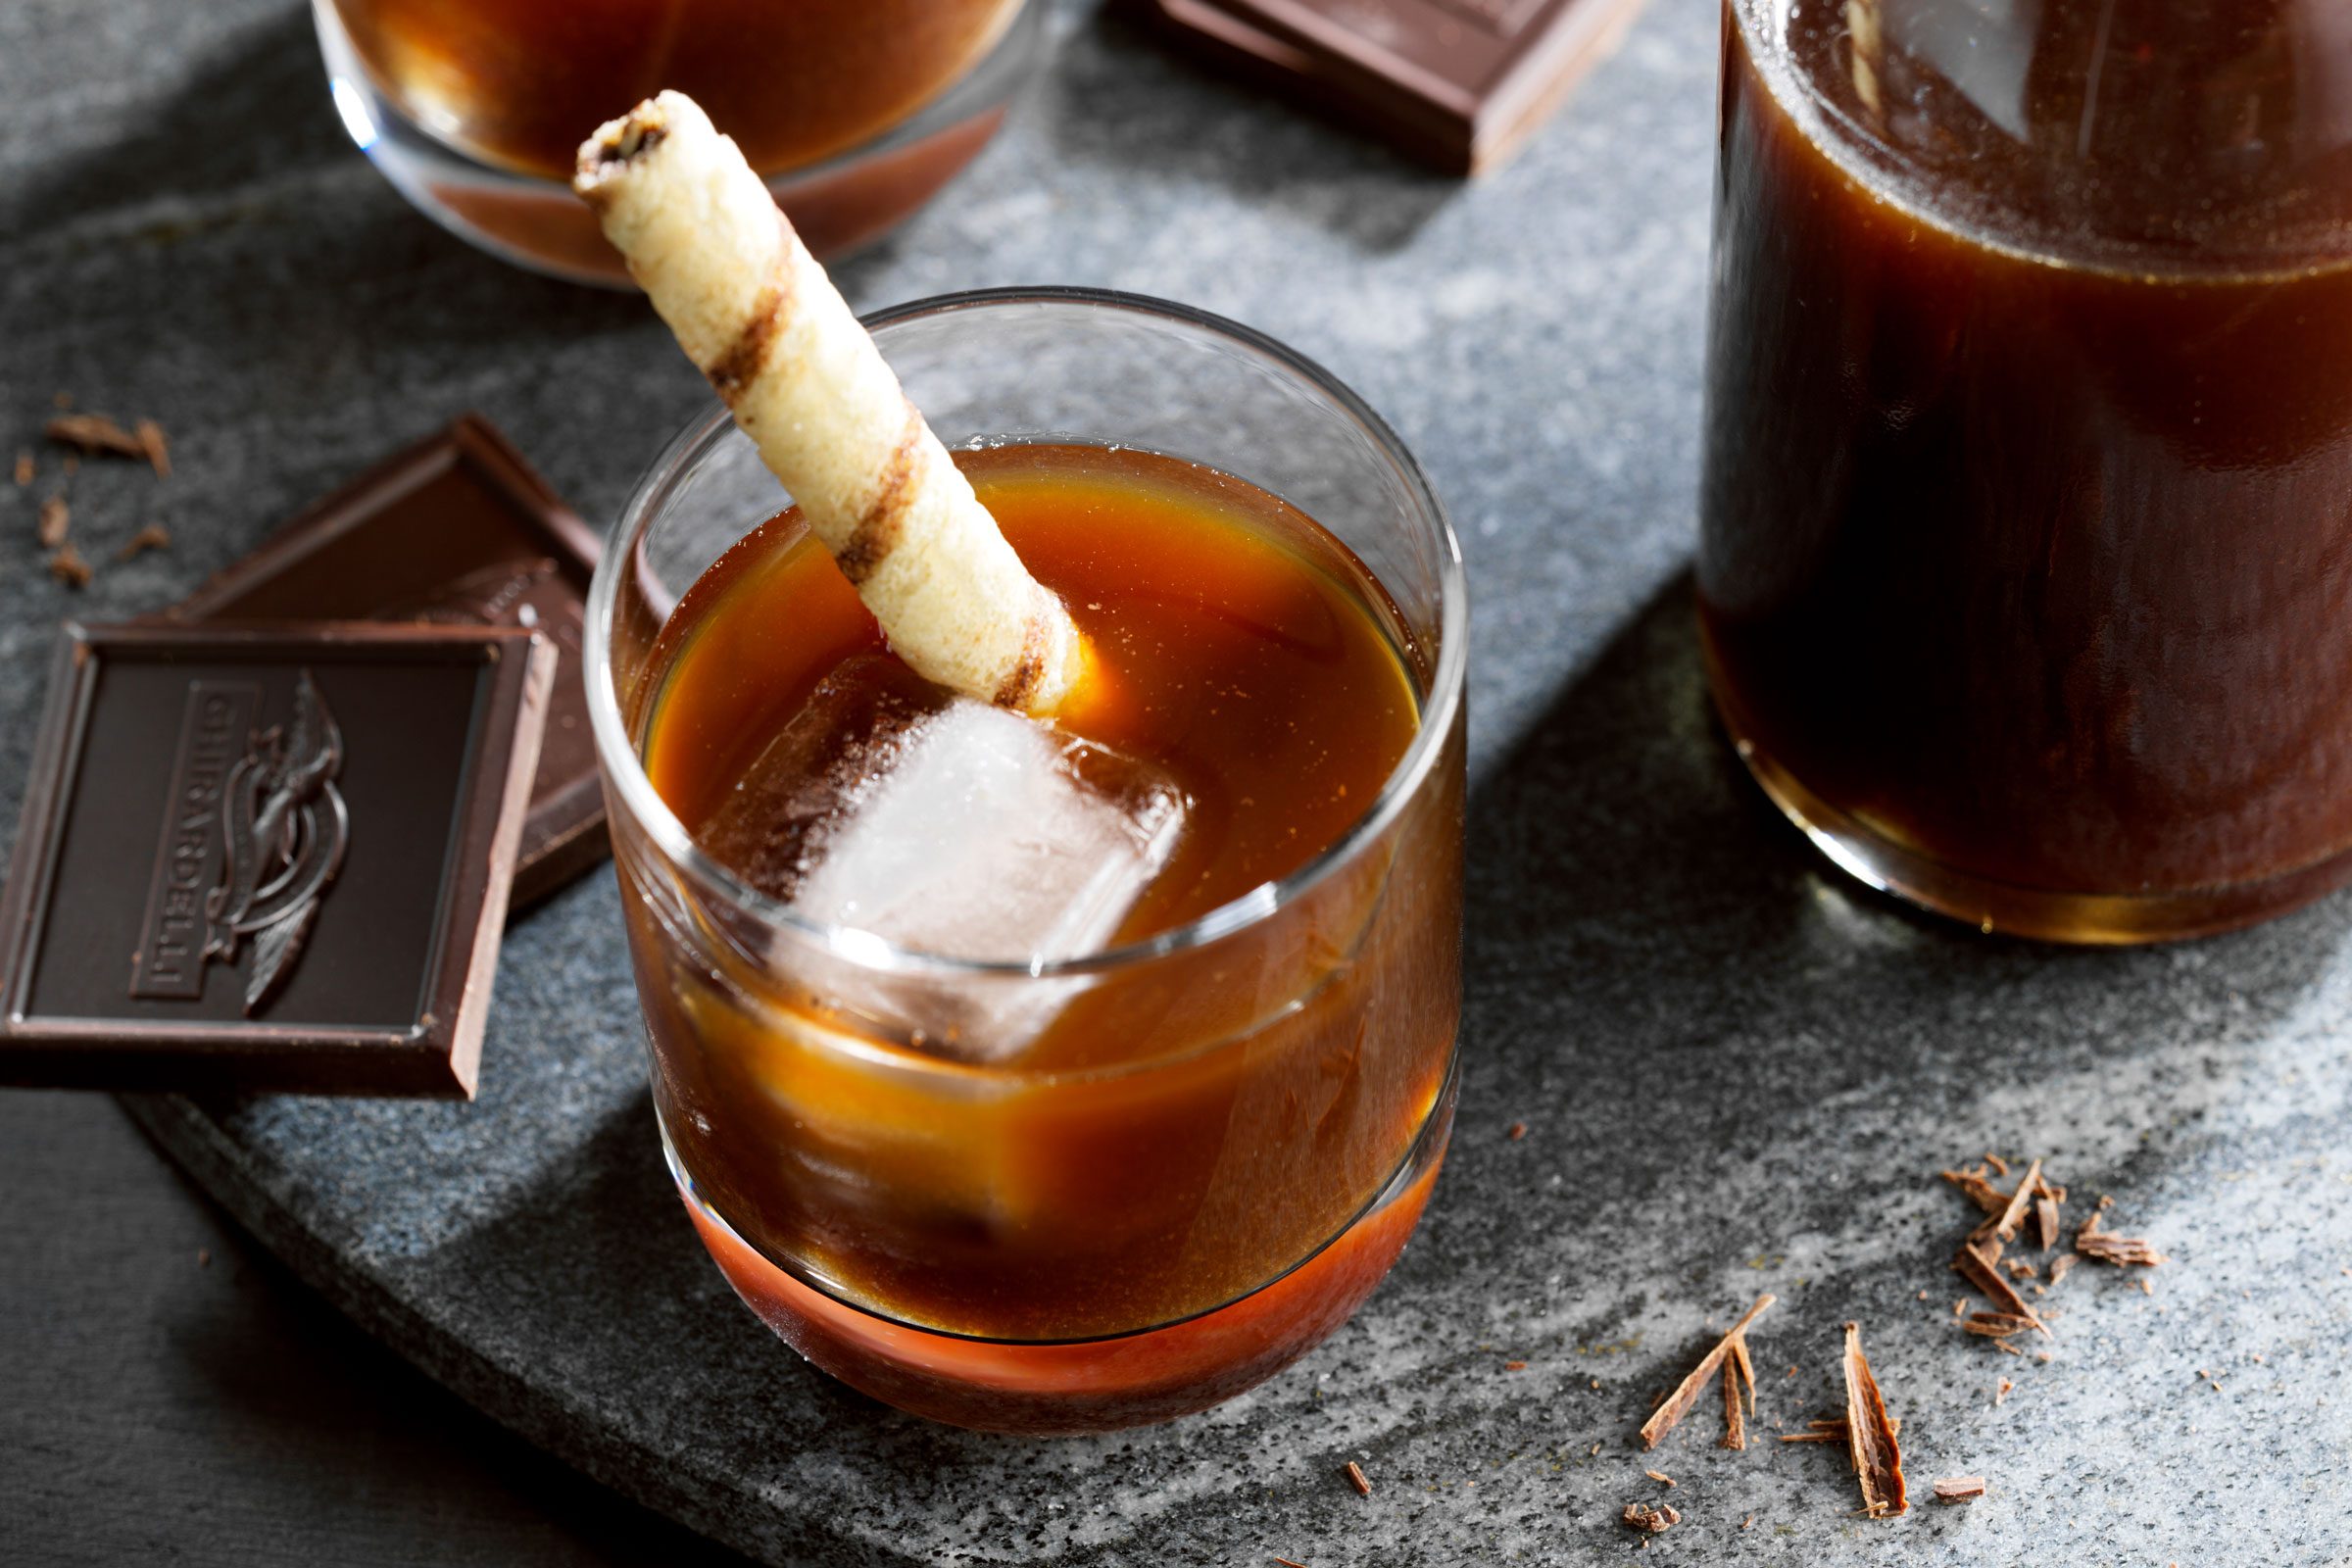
[1701,0,2352,941]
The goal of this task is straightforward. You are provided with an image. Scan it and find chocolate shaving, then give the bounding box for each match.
[2047,1253,2077,1287]
[1964,1312,2040,1339]
[1342,1460,1371,1496]
[1639,1294,1776,1449]
[44,413,146,459]
[1620,1501,1680,1535]
[46,542,92,588]
[1780,1419,1848,1444]
[1840,1323,1907,1518]
[2034,1177,2064,1251]
[1782,1414,1906,1444]
[2003,1258,2037,1280]
[1953,1235,2050,1335]
[1722,1333,1755,1450]
[1989,1157,2041,1243]
[1941,1165,2006,1214]
[1932,1476,1986,1502]
[1644,1469,1676,1487]
[1274,1558,1308,1567]
[114,522,171,562]
[2077,1205,2167,1267]
[1984,1152,2010,1177]
[134,418,171,479]
[37,493,70,549]
[12,450,29,486]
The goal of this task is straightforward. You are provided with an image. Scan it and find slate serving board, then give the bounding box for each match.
[8,0,2352,1561]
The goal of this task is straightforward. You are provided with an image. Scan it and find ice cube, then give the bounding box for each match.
[698,655,1187,1058]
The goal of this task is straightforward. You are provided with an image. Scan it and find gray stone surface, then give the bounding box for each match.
[6,0,2352,1563]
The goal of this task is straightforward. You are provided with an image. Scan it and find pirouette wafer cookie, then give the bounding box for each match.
[574,91,1086,714]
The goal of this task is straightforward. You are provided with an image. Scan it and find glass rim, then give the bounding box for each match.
[584,285,1469,981]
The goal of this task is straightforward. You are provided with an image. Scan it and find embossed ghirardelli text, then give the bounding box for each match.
[130,671,349,1013]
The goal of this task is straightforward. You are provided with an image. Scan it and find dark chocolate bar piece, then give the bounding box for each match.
[166,416,604,907]
[1143,0,1649,173]
[0,622,556,1097]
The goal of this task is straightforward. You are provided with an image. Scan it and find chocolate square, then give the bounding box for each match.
[1142,0,1650,174]
[0,622,556,1097]
[165,416,604,907]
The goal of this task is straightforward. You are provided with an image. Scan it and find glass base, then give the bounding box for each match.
[311,0,1043,287]
[1713,693,2352,946]
[662,1074,1456,1436]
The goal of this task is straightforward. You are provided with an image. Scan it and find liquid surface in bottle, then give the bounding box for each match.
[1701,0,2352,902]
[330,0,1020,179]
[624,444,1457,1339]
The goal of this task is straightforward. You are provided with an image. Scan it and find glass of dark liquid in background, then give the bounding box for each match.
[587,291,1467,1433]
[312,0,1041,285]
[1702,1,2352,942]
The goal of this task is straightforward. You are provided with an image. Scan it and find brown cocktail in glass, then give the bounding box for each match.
[587,290,1466,1432]
[1702,0,2352,942]
[312,0,1039,282]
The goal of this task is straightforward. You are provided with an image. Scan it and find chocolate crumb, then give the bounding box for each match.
[2048,1253,2078,1287]
[1644,1469,1676,1488]
[12,450,29,486]
[1620,1501,1680,1535]
[1741,1514,1754,1531]
[115,522,171,562]
[46,542,92,588]
[1343,1460,1371,1496]
[1506,1120,1527,1140]
[1995,1377,2013,1405]
[37,493,70,549]
[197,1248,211,1267]
[1932,1476,1986,1503]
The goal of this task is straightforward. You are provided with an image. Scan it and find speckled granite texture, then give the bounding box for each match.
[7,0,2352,1562]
